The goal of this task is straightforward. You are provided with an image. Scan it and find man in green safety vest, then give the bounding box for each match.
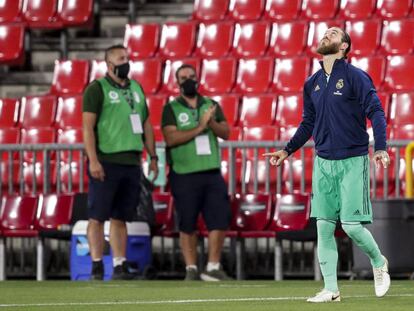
[83,45,158,280]
[162,64,232,281]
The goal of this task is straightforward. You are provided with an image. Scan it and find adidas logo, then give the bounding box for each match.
[353,210,361,216]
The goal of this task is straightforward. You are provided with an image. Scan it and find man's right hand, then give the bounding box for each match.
[89,160,105,181]
[199,105,216,129]
[262,150,289,167]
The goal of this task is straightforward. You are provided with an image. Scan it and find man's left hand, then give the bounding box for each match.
[149,160,159,182]
[373,150,391,169]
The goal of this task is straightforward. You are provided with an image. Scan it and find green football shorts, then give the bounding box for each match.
[310,155,372,224]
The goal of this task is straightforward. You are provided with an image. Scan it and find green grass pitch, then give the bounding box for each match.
[0,280,413,311]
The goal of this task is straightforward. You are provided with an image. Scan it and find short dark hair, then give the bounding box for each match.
[175,64,196,81]
[104,44,127,62]
[341,30,352,58]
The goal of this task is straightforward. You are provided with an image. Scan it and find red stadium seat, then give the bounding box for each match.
[338,0,376,19]
[58,0,93,27]
[158,22,197,59]
[89,60,107,82]
[0,98,20,128]
[161,58,201,95]
[19,95,57,128]
[211,94,240,126]
[0,160,19,192]
[192,0,229,21]
[152,192,176,237]
[377,91,390,120]
[389,92,414,126]
[228,0,265,21]
[243,126,279,142]
[152,126,164,142]
[276,93,303,127]
[55,95,82,129]
[146,94,167,127]
[306,20,345,56]
[350,56,386,90]
[199,58,237,94]
[35,193,74,230]
[376,0,413,19]
[264,0,302,21]
[239,94,276,127]
[22,0,61,28]
[21,128,56,162]
[346,19,382,56]
[0,128,20,161]
[195,22,234,58]
[384,55,414,91]
[130,59,162,94]
[232,21,270,58]
[0,23,25,65]
[310,57,321,75]
[235,58,273,94]
[50,60,90,96]
[124,23,160,59]
[0,0,23,22]
[269,21,308,57]
[301,0,340,20]
[56,128,83,162]
[272,56,311,93]
[380,19,414,55]
[282,156,313,193]
[55,160,87,193]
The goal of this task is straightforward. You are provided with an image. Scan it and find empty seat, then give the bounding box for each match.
[19,95,57,128]
[21,128,56,162]
[195,22,234,58]
[130,59,162,94]
[55,158,86,193]
[338,0,376,19]
[376,0,413,19]
[124,23,160,59]
[269,21,308,57]
[211,94,240,126]
[50,60,90,95]
[0,0,23,22]
[199,58,237,94]
[0,23,25,65]
[89,60,107,82]
[57,128,83,162]
[192,0,229,21]
[58,0,93,27]
[276,93,304,127]
[0,98,20,128]
[350,55,386,90]
[243,126,279,142]
[0,128,20,145]
[239,94,276,127]
[384,55,414,91]
[307,21,345,56]
[146,94,167,127]
[228,0,265,21]
[272,56,311,93]
[23,0,61,28]
[55,95,82,129]
[345,19,382,56]
[264,0,302,21]
[158,22,197,59]
[235,58,273,94]
[389,92,414,126]
[161,58,201,95]
[301,0,340,20]
[380,19,414,55]
[232,21,271,58]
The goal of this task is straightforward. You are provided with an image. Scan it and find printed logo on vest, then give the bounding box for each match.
[178,112,190,126]
[108,91,120,103]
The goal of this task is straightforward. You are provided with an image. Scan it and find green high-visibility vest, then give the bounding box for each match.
[96,78,146,153]
[169,98,221,174]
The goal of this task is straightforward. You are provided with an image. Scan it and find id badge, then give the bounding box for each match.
[129,114,143,134]
[195,135,211,155]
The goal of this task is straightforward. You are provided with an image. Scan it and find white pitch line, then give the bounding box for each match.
[0,294,413,308]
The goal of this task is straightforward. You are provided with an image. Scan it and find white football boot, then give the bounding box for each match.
[307,289,341,303]
[373,256,391,297]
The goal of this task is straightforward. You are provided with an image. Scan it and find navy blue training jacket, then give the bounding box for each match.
[284,58,387,160]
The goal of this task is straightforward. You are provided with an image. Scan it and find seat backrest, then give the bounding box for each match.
[56,127,83,161]
[338,0,376,19]
[19,95,57,128]
[89,60,107,82]
[195,21,234,58]
[235,57,273,94]
[228,0,265,21]
[269,21,308,57]
[21,128,56,161]
[210,94,240,126]
[0,128,20,145]
[346,19,382,56]
[0,23,25,65]
[376,0,413,19]
[232,21,271,58]
[124,23,160,59]
[276,93,304,127]
[35,193,74,230]
[55,95,82,129]
[193,0,229,21]
[0,0,23,22]
[129,59,162,94]
[380,19,414,55]
[350,55,386,90]
[199,57,237,94]
[58,0,93,26]
[389,92,414,126]
[146,94,167,127]
[159,22,197,59]
[272,56,311,93]
[23,0,60,28]
[301,0,340,20]
[384,55,414,91]
[233,193,273,231]
[50,60,90,95]
[153,192,174,231]
[0,98,20,127]
[239,94,276,126]
[272,193,311,231]
[264,0,302,21]
[0,195,39,230]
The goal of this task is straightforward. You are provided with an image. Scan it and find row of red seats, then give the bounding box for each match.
[125,19,414,60]
[2,91,414,133]
[193,0,414,21]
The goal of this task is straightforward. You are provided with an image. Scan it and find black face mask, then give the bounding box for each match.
[180,79,198,98]
[113,62,130,80]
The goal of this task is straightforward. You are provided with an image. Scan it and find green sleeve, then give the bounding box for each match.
[212,100,227,123]
[161,103,177,127]
[82,81,103,114]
